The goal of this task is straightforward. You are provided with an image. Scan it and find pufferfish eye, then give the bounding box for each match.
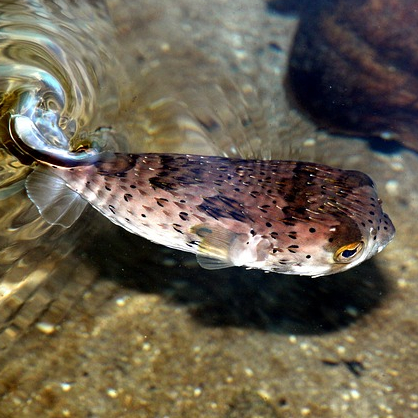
[334,241,364,263]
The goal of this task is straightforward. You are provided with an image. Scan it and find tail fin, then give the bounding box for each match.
[26,167,87,228]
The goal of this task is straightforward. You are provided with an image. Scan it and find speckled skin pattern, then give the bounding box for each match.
[51,153,395,276]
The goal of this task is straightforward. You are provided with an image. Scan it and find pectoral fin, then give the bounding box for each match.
[192,224,239,270]
[196,254,235,270]
[26,166,87,228]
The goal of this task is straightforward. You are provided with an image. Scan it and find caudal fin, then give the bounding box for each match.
[25,167,87,228]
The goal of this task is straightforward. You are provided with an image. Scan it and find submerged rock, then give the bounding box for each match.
[271,0,418,152]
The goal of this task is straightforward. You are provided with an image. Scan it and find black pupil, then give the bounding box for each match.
[341,248,358,258]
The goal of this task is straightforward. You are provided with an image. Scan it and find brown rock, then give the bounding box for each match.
[282,0,418,152]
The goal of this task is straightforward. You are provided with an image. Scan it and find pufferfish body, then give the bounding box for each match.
[25,151,395,277]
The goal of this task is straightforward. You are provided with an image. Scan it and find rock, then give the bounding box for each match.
[274,0,418,152]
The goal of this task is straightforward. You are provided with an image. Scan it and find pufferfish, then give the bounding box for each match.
[3,114,395,277]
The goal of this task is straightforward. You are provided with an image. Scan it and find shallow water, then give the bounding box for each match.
[0,1,417,417]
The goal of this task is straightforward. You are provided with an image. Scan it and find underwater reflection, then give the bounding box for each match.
[0,0,123,365]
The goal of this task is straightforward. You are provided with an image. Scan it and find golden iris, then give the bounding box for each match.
[334,241,364,263]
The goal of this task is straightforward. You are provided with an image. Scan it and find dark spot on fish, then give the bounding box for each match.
[125,218,130,223]
[228,210,248,222]
[157,154,180,167]
[306,254,311,259]
[130,184,136,189]
[189,167,204,176]
[336,190,349,198]
[173,224,184,234]
[108,205,116,214]
[141,214,146,218]
[309,227,316,233]
[198,195,249,223]
[198,204,221,221]
[180,199,186,203]
[266,222,272,228]
[124,193,133,202]
[328,237,334,243]
[156,198,169,207]
[250,229,256,236]
[294,207,306,215]
[176,175,198,184]
[179,212,189,221]
[149,177,176,191]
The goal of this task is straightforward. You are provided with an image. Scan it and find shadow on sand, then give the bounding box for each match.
[84,220,392,335]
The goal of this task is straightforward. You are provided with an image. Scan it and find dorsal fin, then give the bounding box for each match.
[26,166,87,228]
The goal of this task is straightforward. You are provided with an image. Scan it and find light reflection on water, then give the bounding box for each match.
[0,0,123,362]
